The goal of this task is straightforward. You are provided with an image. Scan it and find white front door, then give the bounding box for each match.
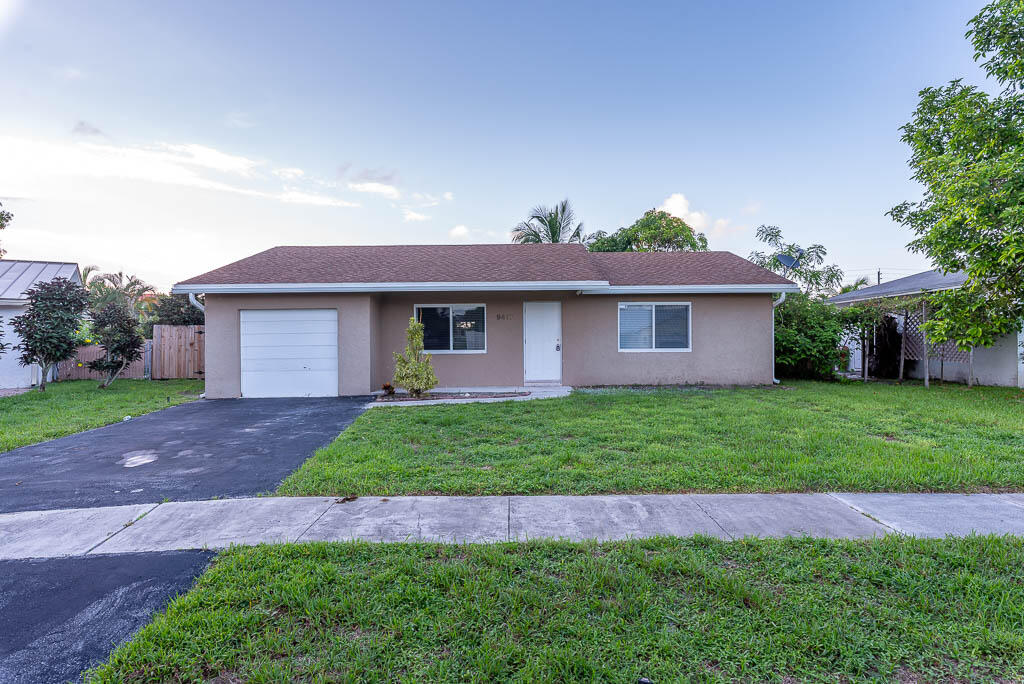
[240,309,338,397]
[523,301,562,383]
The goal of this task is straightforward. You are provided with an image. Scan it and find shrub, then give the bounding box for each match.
[87,302,146,388]
[392,317,438,397]
[774,293,843,380]
[10,277,90,390]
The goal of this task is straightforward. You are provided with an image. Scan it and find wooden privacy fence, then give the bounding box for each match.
[152,325,205,379]
[56,325,205,381]
[57,341,150,380]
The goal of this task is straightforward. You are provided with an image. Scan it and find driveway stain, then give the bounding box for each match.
[0,397,369,513]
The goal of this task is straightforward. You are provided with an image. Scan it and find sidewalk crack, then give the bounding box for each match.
[295,499,335,543]
[825,493,901,535]
[506,497,512,542]
[690,497,733,540]
[85,502,161,555]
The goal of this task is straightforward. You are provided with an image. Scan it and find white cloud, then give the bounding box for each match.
[657,192,750,245]
[449,224,470,240]
[0,0,21,35]
[274,167,305,180]
[410,192,439,207]
[710,217,745,237]
[0,135,357,209]
[658,193,710,231]
[741,201,761,215]
[348,181,400,199]
[224,111,256,129]
[443,191,454,201]
[277,190,358,208]
[403,209,430,222]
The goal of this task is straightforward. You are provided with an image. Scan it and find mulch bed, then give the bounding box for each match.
[376,391,529,403]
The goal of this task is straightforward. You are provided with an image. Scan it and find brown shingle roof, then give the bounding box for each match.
[177,244,605,285]
[175,244,795,289]
[590,251,794,286]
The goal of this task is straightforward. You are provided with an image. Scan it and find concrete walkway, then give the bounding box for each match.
[2,493,1023,560]
[366,385,571,408]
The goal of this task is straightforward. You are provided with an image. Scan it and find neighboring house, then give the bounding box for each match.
[828,269,1024,387]
[171,244,798,398]
[0,260,83,389]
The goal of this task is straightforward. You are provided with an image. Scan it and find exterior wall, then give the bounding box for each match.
[0,304,35,389]
[374,291,775,388]
[206,291,776,396]
[908,328,1022,387]
[373,292,529,388]
[563,294,774,386]
[204,293,374,398]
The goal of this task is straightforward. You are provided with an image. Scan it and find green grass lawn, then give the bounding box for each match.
[279,381,1024,496]
[0,379,204,452]
[87,536,1024,682]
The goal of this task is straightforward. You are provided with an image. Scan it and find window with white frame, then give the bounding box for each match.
[618,302,691,351]
[414,304,486,352]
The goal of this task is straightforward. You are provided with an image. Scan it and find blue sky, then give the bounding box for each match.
[0,0,992,290]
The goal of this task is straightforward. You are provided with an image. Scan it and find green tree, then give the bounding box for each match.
[889,0,1024,349]
[10,277,90,391]
[838,276,871,294]
[511,199,584,244]
[0,200,11,258]
[587,210,709,252]
[87,270,155,317]
[586,227,636,252]
[773,293,844,380]
[392,317,438,397]
[749,225,844,296]
[629,209,708,252]
[87,302,146,388]
[142,293,204,337]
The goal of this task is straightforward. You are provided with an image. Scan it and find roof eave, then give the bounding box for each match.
[171,280,611,294]
[581,284,801,295]
[827,284,961,306]
[172,281,800,295]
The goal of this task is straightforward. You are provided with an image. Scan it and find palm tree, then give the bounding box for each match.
[511,199,584,244]
[87,270,155,318]
[838,276,871,294]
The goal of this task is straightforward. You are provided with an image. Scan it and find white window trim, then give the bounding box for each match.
[413,303,487,354]
[617,301,692,353]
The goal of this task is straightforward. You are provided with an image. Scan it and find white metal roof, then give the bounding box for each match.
[0,260,82,304]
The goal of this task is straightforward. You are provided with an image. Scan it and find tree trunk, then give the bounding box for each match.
[100,359,128,389]
[898,309,907,384]
[968,347,974,388]
[37,363,52,391]
[922,302,930,389]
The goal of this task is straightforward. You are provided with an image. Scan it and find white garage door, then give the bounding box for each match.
[240,309,338,397]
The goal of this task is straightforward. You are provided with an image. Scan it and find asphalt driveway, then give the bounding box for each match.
[0,551,213,684]
[0,397,368,514]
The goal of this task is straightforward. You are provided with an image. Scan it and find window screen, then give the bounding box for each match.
[618,303,690,350]
[655,304,689,349]
[452,305,486,350]
[619,304,653,350]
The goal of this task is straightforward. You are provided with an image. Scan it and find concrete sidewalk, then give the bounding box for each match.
[2,493,1023,560]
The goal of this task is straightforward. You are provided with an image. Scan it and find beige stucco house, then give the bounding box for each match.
[171,244,798,398]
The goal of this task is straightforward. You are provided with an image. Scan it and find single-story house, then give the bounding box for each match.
[170,244,799,398]
[828,269,1024,387]
[0,260,83,389]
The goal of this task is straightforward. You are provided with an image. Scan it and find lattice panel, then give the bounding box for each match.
[901,310,971,363]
